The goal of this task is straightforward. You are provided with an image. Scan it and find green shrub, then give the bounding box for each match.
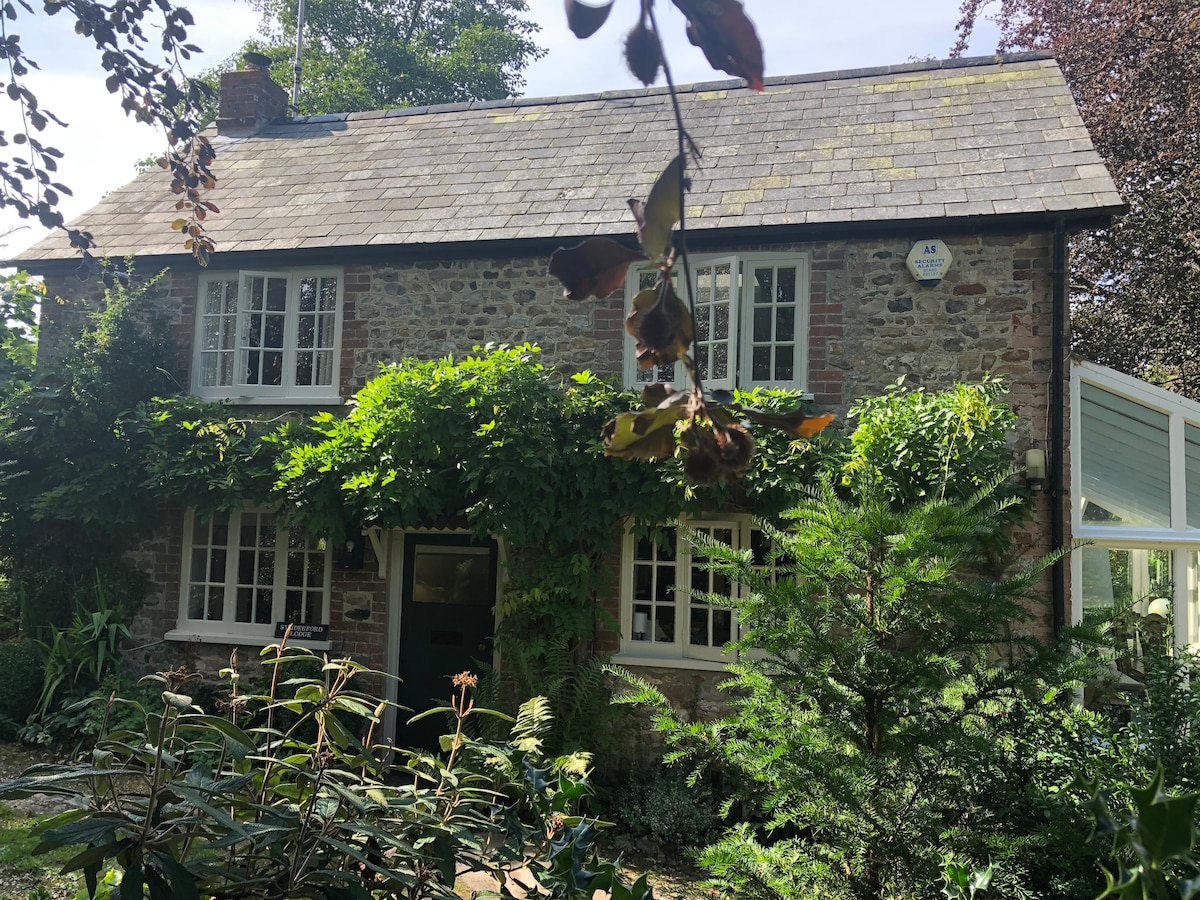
[0,645,652,900]
[0,641,43,738]
[607,762,725,853]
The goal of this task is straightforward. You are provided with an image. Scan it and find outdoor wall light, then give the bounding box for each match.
[1025,448,1047,492]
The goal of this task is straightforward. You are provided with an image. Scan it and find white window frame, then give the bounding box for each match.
[168,507,333,649]
[622,252,810,392]
[1070,360,1200,649]
[616,516,773,669]
[192,268,344,403]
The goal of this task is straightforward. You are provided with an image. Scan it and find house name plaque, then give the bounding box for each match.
[274,622,330,641]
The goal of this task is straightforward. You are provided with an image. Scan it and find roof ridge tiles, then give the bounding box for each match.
[327,51,1055,125]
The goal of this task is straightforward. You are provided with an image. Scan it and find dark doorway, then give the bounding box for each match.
[396,533,497,750]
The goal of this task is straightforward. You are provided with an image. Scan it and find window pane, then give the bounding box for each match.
[776,266,796,304]
[319,277,338,312]
[754,268,772,304]
[776,307,795,342]
[753,307,772,343]
[775,346,794,382]
[1081,547,1172,617]
[266,278,287,311]
[262,351,283,386]
[298,277,317,312]
[295,352,313,387]
[752,346,770,381]
[1186,424,1200,529]
[188,585,205,620]
[1080,382,1171,527]
[656,605,674,642]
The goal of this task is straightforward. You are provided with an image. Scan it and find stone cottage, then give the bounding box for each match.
[9,52,1124,734]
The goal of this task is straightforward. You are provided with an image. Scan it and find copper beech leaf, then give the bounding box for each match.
[625,19,663,86]
[629,154,684,261]
[739,406,835,438]
[626,282,693,369]
[680,419,755,484]
[549,238,647,301]
[602,406,687,460]
[673,0,765,91]
[565,0,614,39]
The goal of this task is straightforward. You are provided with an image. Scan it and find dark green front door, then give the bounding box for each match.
[396,533,497,750]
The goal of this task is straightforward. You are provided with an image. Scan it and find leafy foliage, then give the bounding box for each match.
[224,0,544,116]
[609,384,1116,899]
[0,640,42,738]
[0,269,180,632]
[0,648,651,900]
[953,0,1200,396]
[0,272,40,394]
[843,376,1017,506]
[1076,766,1200,899]
[0,0,217,264]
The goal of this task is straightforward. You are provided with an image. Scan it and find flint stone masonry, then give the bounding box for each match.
[343,257,624,382]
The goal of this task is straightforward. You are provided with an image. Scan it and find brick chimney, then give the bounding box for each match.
[215,56,288,137]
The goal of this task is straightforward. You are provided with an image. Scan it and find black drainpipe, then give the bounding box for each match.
[1050,218,1068,637]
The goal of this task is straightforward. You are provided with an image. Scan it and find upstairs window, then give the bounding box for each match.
[624,253,809,392]
[193,269,342,402]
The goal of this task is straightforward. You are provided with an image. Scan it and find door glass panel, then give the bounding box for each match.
[411,546,492,605]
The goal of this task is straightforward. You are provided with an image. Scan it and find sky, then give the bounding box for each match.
[0,0,1002,255]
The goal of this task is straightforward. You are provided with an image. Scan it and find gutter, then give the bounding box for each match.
[1051,218,1068,637]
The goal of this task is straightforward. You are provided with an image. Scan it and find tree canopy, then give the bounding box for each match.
[236,0,545,115]
[954,0,1200,395]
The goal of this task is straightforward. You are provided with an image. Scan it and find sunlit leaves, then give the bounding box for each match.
[564,0,615,39]
[629,154,684,262]
[673,0,765,90]
[548,237,646,300]
[626,280,692,369]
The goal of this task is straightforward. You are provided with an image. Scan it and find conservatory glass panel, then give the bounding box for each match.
[1079,381,1171,527]
[1186,424,1200,529]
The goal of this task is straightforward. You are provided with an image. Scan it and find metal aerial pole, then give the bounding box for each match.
[291,0,306,114]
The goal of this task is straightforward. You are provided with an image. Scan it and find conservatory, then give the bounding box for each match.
[1072,360,1200,654]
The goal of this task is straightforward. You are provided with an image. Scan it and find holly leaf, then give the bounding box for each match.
[626,281,693,369]
[602,407,686,460]
[565,0,614,39]
[549,238,647,301]
[673,0,765,91]
[738,406,835,438]
[628,154,684,261]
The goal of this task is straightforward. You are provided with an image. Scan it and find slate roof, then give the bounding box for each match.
[13,52,1123,264]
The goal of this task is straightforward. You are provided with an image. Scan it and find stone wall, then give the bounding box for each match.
[43,226,1066,704]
